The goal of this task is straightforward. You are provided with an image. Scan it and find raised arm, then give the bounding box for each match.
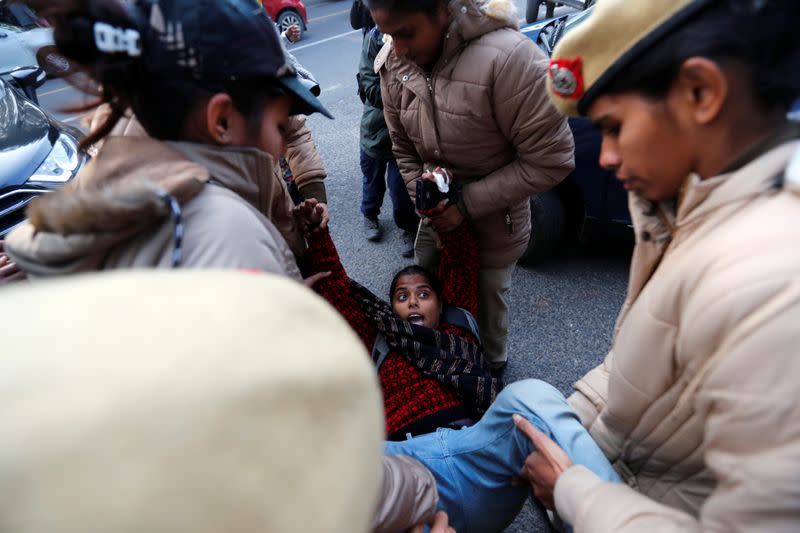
[283,115,327,203]
[305,226,377,351]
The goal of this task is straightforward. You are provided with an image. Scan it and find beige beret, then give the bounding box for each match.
[547,0,715,116]
[0,271,384,533]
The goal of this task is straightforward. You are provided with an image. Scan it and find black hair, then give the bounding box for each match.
[26,0,284,149]
[363,0,446,16]
[389,265,443,303]
[596,0,800,115]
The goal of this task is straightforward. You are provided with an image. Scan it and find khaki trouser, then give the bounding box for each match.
[415,223,515,366]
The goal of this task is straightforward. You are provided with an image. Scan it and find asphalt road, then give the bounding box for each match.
[35,2,631,530]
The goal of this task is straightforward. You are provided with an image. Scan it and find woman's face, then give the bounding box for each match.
[588,91,696,203]
[371,6,450,68]
[251,94,293,160]
[216,93,292,160]
[391,274,442,329]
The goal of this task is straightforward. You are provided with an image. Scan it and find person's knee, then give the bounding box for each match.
[493,379,565,417]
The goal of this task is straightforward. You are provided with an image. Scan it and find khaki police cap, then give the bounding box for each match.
[0,270,383,533]
[547,0,717,116]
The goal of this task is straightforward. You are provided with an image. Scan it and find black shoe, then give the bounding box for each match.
[364,217,382,242]
[401,230,415,258]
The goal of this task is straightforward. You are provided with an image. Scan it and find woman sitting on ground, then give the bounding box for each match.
[297,174,501,440]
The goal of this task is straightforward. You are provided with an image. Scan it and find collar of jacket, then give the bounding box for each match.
[628,127,800,244]
[4,137,278,276]
[614,136,800,336]
[167,140,278,217]
[374,0,518,77]
[674,128,800,231]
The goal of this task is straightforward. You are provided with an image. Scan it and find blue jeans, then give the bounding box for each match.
[384,379,621,533]
[360,150,419,234]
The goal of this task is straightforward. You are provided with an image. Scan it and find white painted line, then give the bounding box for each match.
[324,83,343,92]
[308,8,350,24]
[39,85,72,97]
[291,29,360,52]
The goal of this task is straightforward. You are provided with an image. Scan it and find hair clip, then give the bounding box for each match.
[94,22,142,57]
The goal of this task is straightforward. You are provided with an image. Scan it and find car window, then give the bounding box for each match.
[0,4,41,30]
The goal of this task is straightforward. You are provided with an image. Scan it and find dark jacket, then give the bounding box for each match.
[358,28,392,160]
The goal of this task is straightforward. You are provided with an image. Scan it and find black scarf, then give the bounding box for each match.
[349,280,502,413]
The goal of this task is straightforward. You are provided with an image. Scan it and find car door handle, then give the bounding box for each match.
[0,33,8,38]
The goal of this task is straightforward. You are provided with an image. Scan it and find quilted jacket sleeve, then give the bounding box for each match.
[555,280,800,532]
[283,115,327,202]
[568,351,613,431]
[462,38,574,219]
[372,455,438,533]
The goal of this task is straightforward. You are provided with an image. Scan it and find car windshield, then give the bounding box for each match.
[0,3,42,30]
[564,8,594,32]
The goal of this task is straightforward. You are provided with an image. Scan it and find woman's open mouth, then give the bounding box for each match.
[407,313,425,325]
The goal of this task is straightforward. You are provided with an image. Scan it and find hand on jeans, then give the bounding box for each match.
[513,414,574,510]
[410,511,455,533]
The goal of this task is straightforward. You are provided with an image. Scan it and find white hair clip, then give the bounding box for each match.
[94,21,142,57]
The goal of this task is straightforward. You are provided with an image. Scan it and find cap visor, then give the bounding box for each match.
[279,74,333,119]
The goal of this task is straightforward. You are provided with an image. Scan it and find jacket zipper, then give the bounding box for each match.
[425,75,439,158]
[412,38,465,162]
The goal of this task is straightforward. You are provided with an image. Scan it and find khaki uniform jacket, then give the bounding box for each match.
[555,137,800,531]
[84,105,321,256]
[5,137,301,280]
[376,0,574,267]
[282,114,328,203]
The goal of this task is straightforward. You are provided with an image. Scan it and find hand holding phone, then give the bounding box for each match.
[416,167,454,212]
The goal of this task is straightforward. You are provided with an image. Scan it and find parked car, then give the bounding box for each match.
[0,2,74,77]
[525,0,595,24]
[258,0,308,39]
[520,9,800,263]
[520,7,632,263]
[0,66,89,239]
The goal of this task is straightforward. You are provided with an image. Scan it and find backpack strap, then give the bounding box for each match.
[372,333,392,370]
[441,306,481,344]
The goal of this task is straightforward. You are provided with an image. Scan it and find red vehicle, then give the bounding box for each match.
[259,0,308,38]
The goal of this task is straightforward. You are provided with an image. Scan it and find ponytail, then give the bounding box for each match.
[28,0,143,149]
[26,0,286,148]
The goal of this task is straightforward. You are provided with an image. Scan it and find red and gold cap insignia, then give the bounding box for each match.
[548,57,585,100]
